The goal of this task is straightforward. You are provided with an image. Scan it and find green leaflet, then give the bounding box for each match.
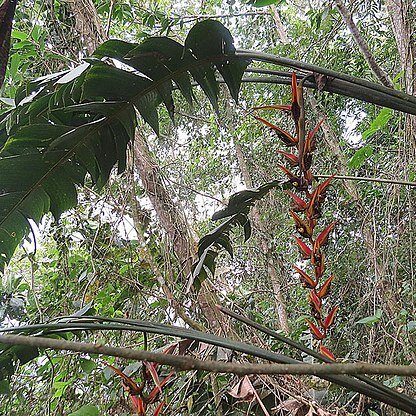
[362,107,392,141]
[189,180,282,290]
[246,0,284,7]
[348,145,373,169]
[185,19,251,104]
[68,405,100,416]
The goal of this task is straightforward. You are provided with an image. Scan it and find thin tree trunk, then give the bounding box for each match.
[385,0,416,95]
[385,0,416,160]
[133,133,197,276]
[133,132,230,334]
[235,144,290,333]
[66,0,106,55]
[335,0,394,88]
[269,5,289,45]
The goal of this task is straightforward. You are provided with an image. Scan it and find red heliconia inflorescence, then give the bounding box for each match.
[255,72,338,359]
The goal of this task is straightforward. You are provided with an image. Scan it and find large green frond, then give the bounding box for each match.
[0,20,250,272]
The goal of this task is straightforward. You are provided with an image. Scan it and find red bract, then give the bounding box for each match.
[153,400,165,416]
[252,104,292,112]
[309,290,322,314]
[319,344,336,361]
[307,176,334,218]
[314,256,325,280]
[318,275,334,299]
[290,72,301,124]
[277,150,299,166]
[306,319,325,340]
[145,370,174,404]
[293,235,312,259]
[303,118,325,160]
[254,115,298,146]
[131,396,146,416]
[277,164,302,188]
[322,306,339,330]
[106,364,143,395]
[311,242,323,267]
[293,265,316,289]
[291,210,313,238]
[285,191,308,212]
[316,221,336,247]
[107,363,174,416]
[307,118,325,145]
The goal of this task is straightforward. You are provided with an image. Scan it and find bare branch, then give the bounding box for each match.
[2,334,416,376]
[316,174,416,187]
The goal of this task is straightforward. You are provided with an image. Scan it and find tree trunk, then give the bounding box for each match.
[65,0,106,55]
[385,0,416,160]
[335,0,393,88]
[385,0,416,95]
[269,5,289,45]
[234,143,290,333]
[133,133,197,276]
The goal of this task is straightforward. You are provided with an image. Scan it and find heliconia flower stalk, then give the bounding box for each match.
[254,71,339,359]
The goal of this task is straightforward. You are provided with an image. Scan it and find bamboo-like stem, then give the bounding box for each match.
[2,318,416,412]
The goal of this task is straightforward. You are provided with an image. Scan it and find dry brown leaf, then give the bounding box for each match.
[228,375,255,402]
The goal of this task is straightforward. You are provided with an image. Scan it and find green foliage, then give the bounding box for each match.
[190,180,282,290]
[355,309,383,327]
[362,107,392,141]
[68,405,100,416]
[1,6,416,413]
[0,19,250,273]
[246,0,284,7]
[348,144,373,169]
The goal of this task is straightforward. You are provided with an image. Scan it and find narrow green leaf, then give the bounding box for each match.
[243,217,252,241]
[68,404,100,416]
[246,0,283,7]
[93,39,137,60]
[216,234,233,257]
[355,309,383,327]
[348,145,373,169]
[216,57,251,102]
[362,108,392,141]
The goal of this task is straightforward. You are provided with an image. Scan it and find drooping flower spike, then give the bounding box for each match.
[254,71,338,360]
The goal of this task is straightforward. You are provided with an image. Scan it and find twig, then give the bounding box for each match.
[105,0,115,38]
[165,177,225,205]
[2,334,416,376]
[315,174,416,187]
[180,12,270,21]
